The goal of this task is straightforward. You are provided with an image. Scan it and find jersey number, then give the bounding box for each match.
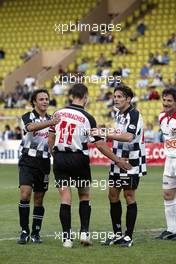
[59,121,76,145]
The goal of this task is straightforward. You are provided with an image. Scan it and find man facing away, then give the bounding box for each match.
[48,83,132,248]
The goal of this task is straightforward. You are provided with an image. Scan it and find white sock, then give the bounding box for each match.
[164,199,176,233]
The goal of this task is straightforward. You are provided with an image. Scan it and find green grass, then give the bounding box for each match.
[0,165,175,264]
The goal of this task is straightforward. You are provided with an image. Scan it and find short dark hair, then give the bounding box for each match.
[162,88,176,102]
[30,89,50,108]
[70,84,88,99]
[114,85,134,99]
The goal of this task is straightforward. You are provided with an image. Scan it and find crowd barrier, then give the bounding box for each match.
[0,140,165,165]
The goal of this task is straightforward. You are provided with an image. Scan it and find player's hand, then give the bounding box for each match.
[50,116,60,126]
[115,158,132,171]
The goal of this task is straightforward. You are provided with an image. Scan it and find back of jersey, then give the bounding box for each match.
[50,105,97,155]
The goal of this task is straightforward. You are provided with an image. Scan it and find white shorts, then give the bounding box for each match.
[163,157,176,190]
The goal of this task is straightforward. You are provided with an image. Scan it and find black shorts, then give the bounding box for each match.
[108,174,140,190]
[18,155,50,192]
[53,151,91,188]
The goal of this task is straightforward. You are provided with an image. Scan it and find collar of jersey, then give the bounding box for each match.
[69,104,84,109]
[32,109,49,119]
[164,111,176,121]
[120,105,133,116]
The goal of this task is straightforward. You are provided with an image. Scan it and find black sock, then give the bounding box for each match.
[79,200,91,233]
[59,204,71,240]
[31,206,45,235]
[18,200,30,234]
[110,201,122,235]
[125,202,137,239]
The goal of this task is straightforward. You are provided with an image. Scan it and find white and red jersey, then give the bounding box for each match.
[159,111,176,158]
[49,104,101,156]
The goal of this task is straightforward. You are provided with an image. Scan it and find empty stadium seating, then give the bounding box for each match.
[0,0,99,79]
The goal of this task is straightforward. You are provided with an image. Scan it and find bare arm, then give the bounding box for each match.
[95,140,132,171]
[106,132,134,142]
[48,132,56,155]
[27,116,60,132]
[91,128,134,142]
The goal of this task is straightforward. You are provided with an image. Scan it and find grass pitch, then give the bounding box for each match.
[0,165,175,264]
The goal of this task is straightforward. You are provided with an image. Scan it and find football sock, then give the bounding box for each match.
[125,202,137,239]
[19,200,30,234]
[164,199,176,233]
[79,200,91,232]
[60,204,71,240]
[31,206,44,235]
[110,201,122,235]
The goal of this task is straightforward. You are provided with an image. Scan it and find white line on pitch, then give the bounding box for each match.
[0,229,164,242]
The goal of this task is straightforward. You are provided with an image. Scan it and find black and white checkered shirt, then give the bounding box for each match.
[110,105,147,177]
[19,110,51,159]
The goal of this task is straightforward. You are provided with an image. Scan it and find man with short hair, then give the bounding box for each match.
[156,89,176,240]
[48,83,131,248]
[91,85,147,247]
[17,89,59,244]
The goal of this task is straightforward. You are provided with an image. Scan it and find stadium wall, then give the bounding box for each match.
[79,0,109,44]
[111,0,142,24]
[37,49,77,86]
[108,0,139,14]
[78,0,142,43]
[4,49,77,92]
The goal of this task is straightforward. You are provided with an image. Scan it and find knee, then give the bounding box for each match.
[124,191,135,204]
[20,190,31,201]
[79,194,90,201]
[59,188,71,205]
[34,198,43,207]
[108,191,119,203]
[34,193,44,207]
[78,187,90,201]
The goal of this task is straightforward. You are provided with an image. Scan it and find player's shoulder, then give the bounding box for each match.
[21,111,32,120]
[128,107,140,120]
[129,106,140,114]
[80,108,95,122]
[159,111,165,117]
[67,105,96,123]
[159,111,166,123]
[80,108,96,126]
[22,109,49,121]
[116,106,139,117]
